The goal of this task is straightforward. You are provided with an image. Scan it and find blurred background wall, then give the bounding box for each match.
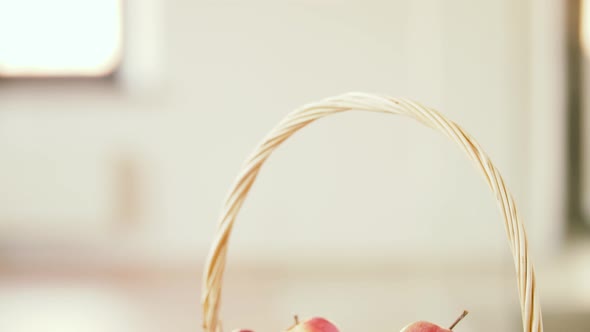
[0,0,588,331]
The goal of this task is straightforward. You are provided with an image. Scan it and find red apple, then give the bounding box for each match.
[288,317,339,332]
[401,311,469,332]
[400,321,451,332]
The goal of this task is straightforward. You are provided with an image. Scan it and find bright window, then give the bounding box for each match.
[0,0,123,77]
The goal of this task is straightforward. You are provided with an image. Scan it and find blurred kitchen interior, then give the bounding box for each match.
[0,0,590,331]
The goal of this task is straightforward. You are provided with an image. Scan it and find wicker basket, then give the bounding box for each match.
[201,93,543,332]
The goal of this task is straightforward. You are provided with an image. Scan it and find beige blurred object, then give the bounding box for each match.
[580,0,590,221]
[201,93,543,332]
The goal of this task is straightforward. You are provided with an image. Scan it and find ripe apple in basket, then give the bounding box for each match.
[401,310,469,332]
[232,316,339,332]
[287,316,339,332]
[234,310,467,332]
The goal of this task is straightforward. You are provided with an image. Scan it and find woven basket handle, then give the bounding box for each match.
[201,93,543,332]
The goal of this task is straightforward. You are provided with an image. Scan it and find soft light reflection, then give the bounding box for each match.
[583,0,590,57]
[0,0,122,77]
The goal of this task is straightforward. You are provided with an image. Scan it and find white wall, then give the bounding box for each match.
[0,0,565,267]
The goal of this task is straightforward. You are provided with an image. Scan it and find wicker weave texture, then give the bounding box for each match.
[201,93,543,332]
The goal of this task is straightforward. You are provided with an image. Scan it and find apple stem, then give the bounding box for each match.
[448,310,469,330]
[294,315,299,325]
